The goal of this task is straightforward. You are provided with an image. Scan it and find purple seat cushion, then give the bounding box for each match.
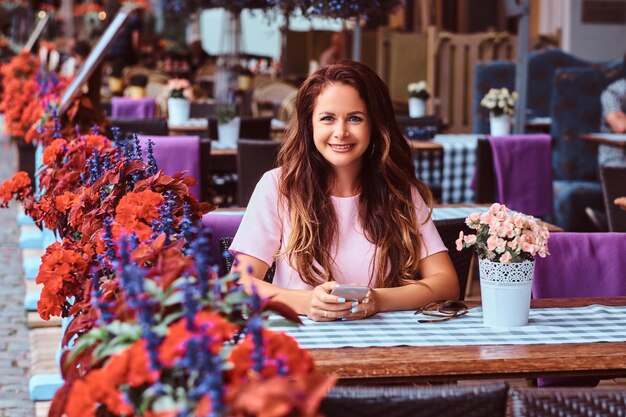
[488,134,553,217]
[111,97,156,119]
[137,135,201,200]
[533,232,626,387]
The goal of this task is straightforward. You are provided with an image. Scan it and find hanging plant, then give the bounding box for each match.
[299,0,404,19]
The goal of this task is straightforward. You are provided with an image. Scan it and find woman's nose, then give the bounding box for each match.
[333,123,348,138]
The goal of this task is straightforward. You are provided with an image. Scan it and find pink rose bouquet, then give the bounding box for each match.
[456,203,550,264]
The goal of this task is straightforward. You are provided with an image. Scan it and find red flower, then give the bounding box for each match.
[115,190,164,241]
[36,242,89,319]
[0,171,33,207]
[159,311,237,367]
[54,191,78,212]
[227,329,316,383]
[43,139,68,165]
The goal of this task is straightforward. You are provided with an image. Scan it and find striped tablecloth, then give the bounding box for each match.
[268,304,626,349]
[414,134,481,204]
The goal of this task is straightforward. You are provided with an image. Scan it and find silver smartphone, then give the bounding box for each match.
[331,284,370,301]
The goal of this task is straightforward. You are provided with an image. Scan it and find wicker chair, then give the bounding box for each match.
[600,165,626,232]
[509,387,626,417]
[236,139,281,207]
[108,117,169,139]
[433,218,474,300]
[207,117,272,141]
[320,382,508,417]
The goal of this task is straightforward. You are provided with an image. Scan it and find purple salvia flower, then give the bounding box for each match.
[146,139,158,176]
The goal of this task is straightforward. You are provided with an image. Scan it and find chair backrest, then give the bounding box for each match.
[207,117,272,141]
[396,115,444,139]
[600,165,626,232]
[189,102,216,119]
[251,80,298,118]
[509,387,626,417]
[473,138,497,203]
[320,382,508,417]
[201,211,244,275]
[109,117,169,138]
[111,97,156,119]
[533,232,626,299]
[434,218,474,300]
[236,139,281,207]
[472,49,591,134]
[137,135,201,200]
[427,28,517,134]
[550,62,625,181]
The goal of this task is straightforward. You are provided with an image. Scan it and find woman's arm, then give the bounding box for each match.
[360,251,459,315]
[232,253,354,320]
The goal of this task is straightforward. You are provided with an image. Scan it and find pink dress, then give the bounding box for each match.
[229,168,446,290]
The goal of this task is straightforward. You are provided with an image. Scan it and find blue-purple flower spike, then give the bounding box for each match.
[51,109,62,139]
[189,228,211,298]
[146,139,158,176]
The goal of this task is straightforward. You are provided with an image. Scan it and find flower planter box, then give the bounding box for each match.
[14,136,36,185]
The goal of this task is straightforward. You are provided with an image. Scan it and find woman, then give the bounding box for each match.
[230,61,458,321]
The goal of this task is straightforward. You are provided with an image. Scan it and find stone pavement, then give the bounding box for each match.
[0,133,35,417]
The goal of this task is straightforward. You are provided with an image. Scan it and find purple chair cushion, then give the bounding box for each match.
[488,134,553,217]
[137,135,201,200]
[533,232,626,387]
[201,211,244,275]
[111,97,156,119]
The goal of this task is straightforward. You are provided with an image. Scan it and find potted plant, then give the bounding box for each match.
[216,103,240,149]
[480,87,518,136]
[407,81,430,118]
[165,78,194,125]
[456,203,550,327]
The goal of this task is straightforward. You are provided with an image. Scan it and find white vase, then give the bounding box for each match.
[218,117,240,149]
[408,97,427,118]
[489,113,511,136]
[479,258,535,327]
[167,97,191,125]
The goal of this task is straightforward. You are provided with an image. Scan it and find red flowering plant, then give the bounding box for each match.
[47,229,334,417]
[1,110,335,416]
[0,51,39,137]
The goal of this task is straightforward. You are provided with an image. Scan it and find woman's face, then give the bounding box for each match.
[312,83,371,178]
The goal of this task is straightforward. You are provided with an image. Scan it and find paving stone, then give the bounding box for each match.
[0,133,35,417]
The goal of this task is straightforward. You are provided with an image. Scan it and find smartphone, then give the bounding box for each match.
[331,284,370,302]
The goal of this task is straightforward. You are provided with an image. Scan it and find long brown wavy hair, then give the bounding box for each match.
[277,61,434,288]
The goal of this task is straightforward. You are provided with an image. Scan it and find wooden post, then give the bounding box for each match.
[506,0,530,134]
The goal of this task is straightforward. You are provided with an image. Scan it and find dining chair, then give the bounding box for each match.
[532,231,626,387]
[509,387,626,417]
[207,116,272,141]
[473,134,553,218]
[137,135,202,200]
[236,139,281,207]
[189,102,216,119]
[320,382,508,417]
[599,165,626,232]
[433,218,474,300]
[109,117,169,139]
[111,97,156,119]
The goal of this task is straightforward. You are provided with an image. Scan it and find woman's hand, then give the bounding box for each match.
[342,288,378,321]
[307,283,378,321]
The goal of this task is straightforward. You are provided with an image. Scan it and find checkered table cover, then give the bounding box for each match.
[414,134,482,204]
[267,304,626,349]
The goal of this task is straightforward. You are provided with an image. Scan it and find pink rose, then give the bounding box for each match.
[500,251,512,264]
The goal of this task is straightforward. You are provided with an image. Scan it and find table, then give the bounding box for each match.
[525,117,551,133]
[168,118,209,136]
[414,134,479,204]
[580,133,626,148]
[298,297,626,384]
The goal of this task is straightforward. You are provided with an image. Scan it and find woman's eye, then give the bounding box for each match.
[348,116,363,122]
[320,116,334,122]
